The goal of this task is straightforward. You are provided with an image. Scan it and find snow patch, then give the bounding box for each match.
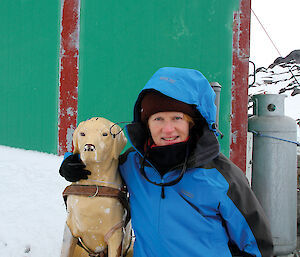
[0,145,68,257]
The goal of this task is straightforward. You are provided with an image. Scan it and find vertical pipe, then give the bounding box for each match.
[230,0,251,172]
[58,0,81,155]
[210,82,222,128]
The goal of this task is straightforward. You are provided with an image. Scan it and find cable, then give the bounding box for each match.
[251,9,281,57]
[249,130,300,146]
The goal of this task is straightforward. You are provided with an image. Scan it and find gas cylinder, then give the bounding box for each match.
[248,94,298,255]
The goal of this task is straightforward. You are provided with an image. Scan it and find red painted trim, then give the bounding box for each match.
[58,0,80,155]
[230,0,251,172]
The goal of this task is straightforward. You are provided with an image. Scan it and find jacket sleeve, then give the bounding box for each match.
[216,154,274,257]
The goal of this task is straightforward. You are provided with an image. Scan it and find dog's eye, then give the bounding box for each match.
[80,132,85,136]
[102,132,108,136]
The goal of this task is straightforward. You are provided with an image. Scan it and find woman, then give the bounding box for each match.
[60,67,273,257]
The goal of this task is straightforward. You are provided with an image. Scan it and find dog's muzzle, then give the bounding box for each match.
[84,144,96,152]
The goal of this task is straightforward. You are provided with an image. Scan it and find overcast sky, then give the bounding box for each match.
[250,0,300,68]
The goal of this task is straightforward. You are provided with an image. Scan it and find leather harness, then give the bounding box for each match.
[63,184,131,257]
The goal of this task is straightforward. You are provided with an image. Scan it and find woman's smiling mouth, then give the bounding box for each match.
[162,136,179,141]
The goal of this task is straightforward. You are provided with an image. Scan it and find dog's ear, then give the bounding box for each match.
[112,129,127,160]
[72,122,82,154]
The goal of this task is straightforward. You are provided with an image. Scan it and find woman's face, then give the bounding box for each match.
[148,112,190,146]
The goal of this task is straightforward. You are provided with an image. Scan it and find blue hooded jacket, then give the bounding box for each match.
[119,67,273,257]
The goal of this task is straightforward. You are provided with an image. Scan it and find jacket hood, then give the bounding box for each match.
[133,67,217,130]
[126,67,220,170]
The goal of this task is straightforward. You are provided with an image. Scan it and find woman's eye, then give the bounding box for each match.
[175,116,183,120]
[154,117,162,121]
[102,132,108,136]
[80,132,85,136]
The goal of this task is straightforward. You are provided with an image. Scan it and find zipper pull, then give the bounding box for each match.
[161,186,165,199]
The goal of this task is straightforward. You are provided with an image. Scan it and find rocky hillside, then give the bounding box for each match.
[249,50,300,126]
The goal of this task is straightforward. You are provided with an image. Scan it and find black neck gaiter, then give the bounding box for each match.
[146,140,189,177]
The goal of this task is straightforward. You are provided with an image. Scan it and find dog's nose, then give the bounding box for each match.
[84,144,96,152]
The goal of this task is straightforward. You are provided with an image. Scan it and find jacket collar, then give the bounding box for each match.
[187,125,220,168]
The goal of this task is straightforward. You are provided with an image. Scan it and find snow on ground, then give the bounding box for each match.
[0,145,68,257]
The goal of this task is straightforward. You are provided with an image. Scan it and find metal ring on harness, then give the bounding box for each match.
[88,185,99,198]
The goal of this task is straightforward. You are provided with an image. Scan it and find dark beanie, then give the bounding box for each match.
[140,91,197,123]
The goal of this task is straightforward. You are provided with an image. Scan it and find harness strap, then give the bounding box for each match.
[78,237,108,257]
[104,221,124,244]
[78,234,123,257]
[63,184,123,198]
[63,184,131,225]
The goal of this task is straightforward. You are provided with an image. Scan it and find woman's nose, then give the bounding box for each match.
[162,121,175,133]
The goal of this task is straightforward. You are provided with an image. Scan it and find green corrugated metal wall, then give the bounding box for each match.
[78,1,239,155]
[0,1,240,155]
[0,0,60,153]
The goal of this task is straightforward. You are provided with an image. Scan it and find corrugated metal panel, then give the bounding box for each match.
[0,0,60,153]
[0,0,251,163]
[77,0,240,156]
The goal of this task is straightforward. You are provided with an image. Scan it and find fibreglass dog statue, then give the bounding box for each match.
[60,117,131,257]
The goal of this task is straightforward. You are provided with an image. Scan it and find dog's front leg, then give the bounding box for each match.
[60,224,78,257]
[107,228,123,257]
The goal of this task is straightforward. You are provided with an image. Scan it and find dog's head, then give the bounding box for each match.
[72,117,127,164]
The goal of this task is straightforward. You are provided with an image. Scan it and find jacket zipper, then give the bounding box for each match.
[157,178,164,232]
[161,186,165,198]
